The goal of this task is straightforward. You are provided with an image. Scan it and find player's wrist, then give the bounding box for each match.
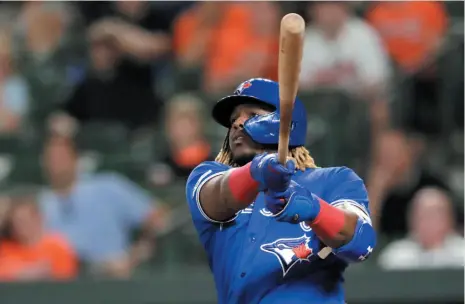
[228,163,260,202]
[307,197,346,239]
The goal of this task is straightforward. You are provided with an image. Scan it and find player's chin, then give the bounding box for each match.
[231,147,257,167]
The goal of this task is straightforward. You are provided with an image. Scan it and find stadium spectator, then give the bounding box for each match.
[300,2,390,95]
[378,187,464,270]
[54,24,157,131]
[366,1,449,136]
[11,2,86,121]
[38,135,167,278]
[149,94,213,186]
[0,28,29,134]
[0,195,9,226]
[173,2,279,94]
[55,1,172,131]
[0,195,77,281]
[366,130,449,237]
[366,1,447,76]
[299,2,391,136]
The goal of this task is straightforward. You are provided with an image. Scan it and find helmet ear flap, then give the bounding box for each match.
[243,111,281,145]
[242,109,306,147]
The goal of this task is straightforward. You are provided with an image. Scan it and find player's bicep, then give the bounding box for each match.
[198,172,240,223]
[186,162,237,235]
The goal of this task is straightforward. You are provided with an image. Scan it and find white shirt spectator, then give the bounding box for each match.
[378,234,465,270]
[3,76,29,115]
[299,18,390,94]
[0,75,29,132]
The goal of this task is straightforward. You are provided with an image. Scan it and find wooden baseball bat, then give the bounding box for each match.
[277,13,305,165]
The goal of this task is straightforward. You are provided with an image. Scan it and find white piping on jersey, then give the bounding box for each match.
[331,199,372,225]
[194,171,238,224]
[192,170,213,199]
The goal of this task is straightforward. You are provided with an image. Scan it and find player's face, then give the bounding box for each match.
[228,104,271,166]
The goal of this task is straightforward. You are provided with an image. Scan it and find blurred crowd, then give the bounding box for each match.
[0,1,463,282]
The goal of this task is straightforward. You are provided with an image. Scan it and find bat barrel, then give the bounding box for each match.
[281,13,306,35]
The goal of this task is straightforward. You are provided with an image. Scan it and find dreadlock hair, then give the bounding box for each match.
[215,130,317,170]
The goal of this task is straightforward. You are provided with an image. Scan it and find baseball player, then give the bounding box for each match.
[186,78,376,303]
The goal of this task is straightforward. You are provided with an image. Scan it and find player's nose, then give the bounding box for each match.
[232,114,248,130]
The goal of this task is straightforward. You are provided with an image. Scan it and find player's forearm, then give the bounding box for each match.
[307,210,358,248]
[304,197,376,262]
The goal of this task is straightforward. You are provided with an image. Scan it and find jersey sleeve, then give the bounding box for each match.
[325,167,372,224]
[186,161,234,242]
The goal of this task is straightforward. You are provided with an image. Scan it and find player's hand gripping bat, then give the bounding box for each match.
[277,13,305,165]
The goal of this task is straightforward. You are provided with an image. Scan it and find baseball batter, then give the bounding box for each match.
[186,78,376,303]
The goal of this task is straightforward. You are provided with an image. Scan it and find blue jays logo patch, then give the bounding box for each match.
[260,234,313,276]
[234,81,252,95]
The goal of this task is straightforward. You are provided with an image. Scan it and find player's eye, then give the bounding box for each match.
[249,113,258,118]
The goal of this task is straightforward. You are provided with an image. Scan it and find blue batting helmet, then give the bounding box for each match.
[212,78,307,147]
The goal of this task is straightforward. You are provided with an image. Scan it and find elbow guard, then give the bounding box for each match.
[333,217,376,263]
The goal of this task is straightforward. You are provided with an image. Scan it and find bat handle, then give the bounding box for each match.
[278,143,288,165]
[277,113,292,165]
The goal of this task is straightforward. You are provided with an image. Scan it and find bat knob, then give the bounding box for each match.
[281,13,305,35]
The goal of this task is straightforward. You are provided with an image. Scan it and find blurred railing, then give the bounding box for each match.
[0,268,462,304]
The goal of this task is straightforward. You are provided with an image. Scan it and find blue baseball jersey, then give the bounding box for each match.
[186,161,372,304]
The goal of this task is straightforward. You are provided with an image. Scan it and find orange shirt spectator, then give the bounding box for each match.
[174,2,279,93]
[150,93,214,186]
[0,234,77,281]
[366,1,448,73]
[0,198,77,281]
